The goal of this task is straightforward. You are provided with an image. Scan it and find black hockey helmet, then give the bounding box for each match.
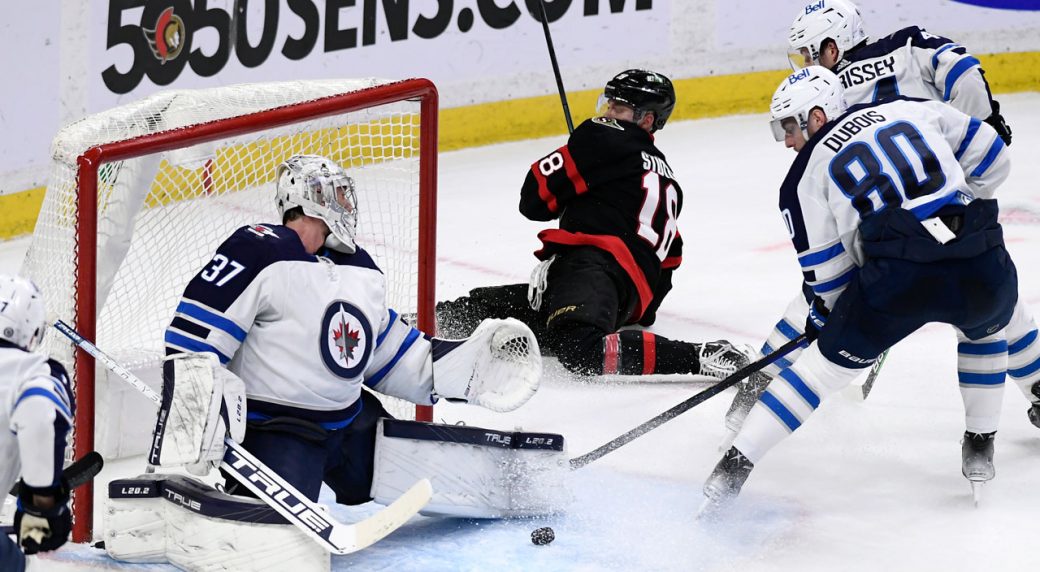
[603,69,676,132]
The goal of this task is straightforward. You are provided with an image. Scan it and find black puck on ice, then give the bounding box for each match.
[531,526,555,545]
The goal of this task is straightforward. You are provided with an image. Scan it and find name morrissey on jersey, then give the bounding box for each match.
[822,110,887,153]
[837,56,896,89]
[641,152,675,179]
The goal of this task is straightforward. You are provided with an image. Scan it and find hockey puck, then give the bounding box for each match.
[531,527,555,545]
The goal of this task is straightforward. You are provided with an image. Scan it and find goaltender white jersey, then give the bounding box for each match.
[0,343,74,495]
[834,26,992,119]
[164,224,433,427]
[780,97,1009,309]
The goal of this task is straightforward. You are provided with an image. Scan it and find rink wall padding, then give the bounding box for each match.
[2,51,1039,242]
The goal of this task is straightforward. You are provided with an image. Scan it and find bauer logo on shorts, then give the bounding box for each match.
[320,301,373,379]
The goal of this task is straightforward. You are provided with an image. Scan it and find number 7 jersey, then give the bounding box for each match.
[518,117,683,323]
[780,97,1009,309]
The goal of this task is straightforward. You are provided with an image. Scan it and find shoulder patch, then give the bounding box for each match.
[591,116,626,131]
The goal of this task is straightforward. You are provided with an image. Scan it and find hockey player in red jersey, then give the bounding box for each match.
[438,70,750,379]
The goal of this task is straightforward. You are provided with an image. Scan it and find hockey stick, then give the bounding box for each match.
[52,320,432,555]
[569,334,809,470]
[535,0,574,133]
[8,451,104,497]
[859,348,889,400]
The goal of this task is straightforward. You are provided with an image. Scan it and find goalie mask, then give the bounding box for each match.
[788,0,866,69]
[0,274,48,352]
[275,155,359,254]
[769,66,847,142]
[597,69,676,132]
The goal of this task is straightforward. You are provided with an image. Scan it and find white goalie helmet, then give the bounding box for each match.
[275,155,359,254]
[0,274,48,352]
[788,0,866,69]
[769,66,848,142]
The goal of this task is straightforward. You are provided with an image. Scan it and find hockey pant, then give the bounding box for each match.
[437,247,707,376]
[222,390,389,505]
[735,201,1018,463]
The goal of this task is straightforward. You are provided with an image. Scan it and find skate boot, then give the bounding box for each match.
[698,341,752,381]
[961,431,995,507]
[698,447,754,519]
[720,370,773,451]
[1028,381,1040,430]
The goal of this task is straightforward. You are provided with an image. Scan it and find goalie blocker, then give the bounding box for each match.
[372,419,570,518]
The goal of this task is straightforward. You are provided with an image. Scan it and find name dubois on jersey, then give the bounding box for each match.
[837,56,896,90]
[823,110,888,152]
[641,152,674,179]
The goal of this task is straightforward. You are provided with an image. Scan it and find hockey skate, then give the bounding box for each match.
[698,341,752,381]
[1028,381,1040,430]
[961,431,996,507]
[719,370,772,451]
[698,446,754,520]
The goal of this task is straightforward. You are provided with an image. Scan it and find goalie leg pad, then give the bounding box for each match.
[106,474,329,571]
[371,419,570,518]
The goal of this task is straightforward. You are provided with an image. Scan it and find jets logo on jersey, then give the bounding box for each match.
[319,301,373,379]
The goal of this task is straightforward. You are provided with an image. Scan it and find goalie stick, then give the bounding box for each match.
[52,319,432,555]
[569,335,809,470]
[3,452,105,536]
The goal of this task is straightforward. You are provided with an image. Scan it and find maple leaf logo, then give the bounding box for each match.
[332,310,361,360]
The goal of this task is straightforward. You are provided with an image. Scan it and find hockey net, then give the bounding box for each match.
[21,78,437,541]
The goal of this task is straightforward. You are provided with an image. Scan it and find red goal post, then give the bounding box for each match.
[23,78,438,542]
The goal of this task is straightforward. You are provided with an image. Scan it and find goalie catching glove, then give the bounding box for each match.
[150,352,246,475]
[432,318,541,412]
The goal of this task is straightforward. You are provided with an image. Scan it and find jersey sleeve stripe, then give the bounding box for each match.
[931,43,960,70]
[943,56,981,101]
[530,161,560,214]
[163,331,231,364]
[761,342,795,369]
[661,255,682,269]
[14,387,73,420]
[776,319,802,342]
[797,242,846,268]
[560,146,589,195]
[811,267,856,294]
[364,328,421,388]
[954,117,982,160]
[176,301,247,341]
[377,309,399,347]
[970,136,1006,178]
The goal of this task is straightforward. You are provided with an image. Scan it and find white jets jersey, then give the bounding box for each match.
[780,98,1009,309]
[834,27,993,119]
[0,344,74,495]
[165,224,433,427]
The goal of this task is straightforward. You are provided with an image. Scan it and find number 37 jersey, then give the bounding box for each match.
[518,117,684,321]
[781,97,1009,308]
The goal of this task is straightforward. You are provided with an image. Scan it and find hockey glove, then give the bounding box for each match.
[984,100,1012,146]
[804,297,829,343]
[13,480,72,554]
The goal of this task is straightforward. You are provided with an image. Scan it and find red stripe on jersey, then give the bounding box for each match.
[661,255,682,270]
[530,158,559,214]
[642,331,656,375]
[535,229,655,322]
[560,146,589,196]
[603,333,620,375]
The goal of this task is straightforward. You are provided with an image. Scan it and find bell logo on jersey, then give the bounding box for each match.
[320,301,373,379]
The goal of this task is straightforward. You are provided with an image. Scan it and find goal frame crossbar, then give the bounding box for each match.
[67,78,438,542]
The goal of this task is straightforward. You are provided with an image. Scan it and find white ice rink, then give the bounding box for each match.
[4,93,1039,571]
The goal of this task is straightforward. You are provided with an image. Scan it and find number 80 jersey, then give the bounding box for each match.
[519,117,684,323]
[780,97,1009,309]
